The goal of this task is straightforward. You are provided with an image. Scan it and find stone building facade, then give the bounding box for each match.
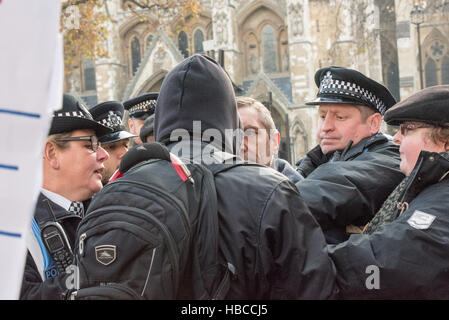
[65,0,449,164]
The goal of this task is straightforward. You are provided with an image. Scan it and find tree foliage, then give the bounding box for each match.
[61,0,201,73]
[62,0,109,73]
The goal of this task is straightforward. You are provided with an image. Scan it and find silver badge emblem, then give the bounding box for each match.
[407,210,436,230]
[107,111,122,129]
[95,245,117,266]
[319,71,333,92]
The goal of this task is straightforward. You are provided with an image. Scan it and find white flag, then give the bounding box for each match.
[0,0,63,299]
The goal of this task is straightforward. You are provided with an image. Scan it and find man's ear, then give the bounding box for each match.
[271,130,280,156]
[128,118,134,133]
[43,141,60,169]
[368,113,382,135]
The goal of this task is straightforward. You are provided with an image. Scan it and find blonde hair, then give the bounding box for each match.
[236,96,277,135]
[47,132,72,149]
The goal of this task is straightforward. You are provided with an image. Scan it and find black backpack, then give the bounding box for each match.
[69,143,233,300]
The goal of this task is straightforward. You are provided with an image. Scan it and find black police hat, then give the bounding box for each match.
[89,101,137,144]
[49,94,112,136]
[139,114,155,143]
[123,92,158,120]
[306,66,396,115]
[384,85,449,126]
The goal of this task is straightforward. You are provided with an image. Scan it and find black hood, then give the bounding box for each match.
[154,54,241,154]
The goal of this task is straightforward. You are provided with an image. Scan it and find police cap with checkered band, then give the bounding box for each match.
[306,66,396,115]
[123,92,158,120]
[49,94,112,136]
[90,101,137,144]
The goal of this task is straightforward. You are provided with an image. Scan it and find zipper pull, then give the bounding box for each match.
[397,202,409,216]
[79,233,86,256]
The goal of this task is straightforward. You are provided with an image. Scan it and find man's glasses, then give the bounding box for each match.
[55,135,100,152]
[399,123,435,136]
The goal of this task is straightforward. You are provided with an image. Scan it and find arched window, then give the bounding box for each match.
[178,31,189,58]
[425,58,438,87]
[442,56,449,84]
[131,36,141,75]
[194,29,204,54]
[83,58,96,91]
[262,25,277,74]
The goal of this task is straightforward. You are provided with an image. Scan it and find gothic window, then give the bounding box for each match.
[244,33,259,75]
[424,37,449,86]
[131,36,141,75]
[194,29,204,54]
[83,58,96,91]
[279,29,289,72]
[442,56,449,84]
[262,25,277,74]
[178,31,189,58]
[425,58,438,87]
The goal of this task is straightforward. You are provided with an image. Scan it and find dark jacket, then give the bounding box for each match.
[156,54,337,299]
[295,133,404,244]
[328,151,449,299]
[20,193,81,300]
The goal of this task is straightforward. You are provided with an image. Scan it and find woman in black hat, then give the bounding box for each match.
[21,94,111,299]
[327,85,449,299]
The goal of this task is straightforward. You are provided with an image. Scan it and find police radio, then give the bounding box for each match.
[41,199,74,274]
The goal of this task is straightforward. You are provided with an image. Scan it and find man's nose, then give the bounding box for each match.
[321,114,334,132]
[97,146,109,162]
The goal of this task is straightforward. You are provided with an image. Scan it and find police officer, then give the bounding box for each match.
[21,94,111,299]
[90,101,136,185]
[295,66,405,244]
[328,85,449,299]
[123,92,157,145]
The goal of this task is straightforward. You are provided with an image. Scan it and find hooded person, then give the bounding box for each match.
[154,54,337,299]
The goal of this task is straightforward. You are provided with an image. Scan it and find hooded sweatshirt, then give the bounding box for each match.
[155,54,241,154]
[153,54,337,299]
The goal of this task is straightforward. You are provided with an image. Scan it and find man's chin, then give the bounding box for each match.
[320,145,338,155]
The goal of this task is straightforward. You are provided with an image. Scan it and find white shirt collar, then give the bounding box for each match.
[41,189,72,211]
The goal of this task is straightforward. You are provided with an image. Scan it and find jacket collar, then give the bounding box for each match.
[342,133,388,160]
[401,151,449,204]
[306,133,388,165]
[34,193,80,226]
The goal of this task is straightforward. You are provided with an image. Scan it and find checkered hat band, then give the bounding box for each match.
[129,100,156,113]
[320,79,387,114]
[54,111,88,118]
[99,117,122,129]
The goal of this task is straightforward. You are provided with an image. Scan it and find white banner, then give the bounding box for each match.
[0,0,63,299]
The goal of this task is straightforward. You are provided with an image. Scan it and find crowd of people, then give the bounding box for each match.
[21,53,449,299]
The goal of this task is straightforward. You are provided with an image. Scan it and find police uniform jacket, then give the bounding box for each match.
[296,133,405,244]
[328,151,449,299]
[20,193,81,299]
